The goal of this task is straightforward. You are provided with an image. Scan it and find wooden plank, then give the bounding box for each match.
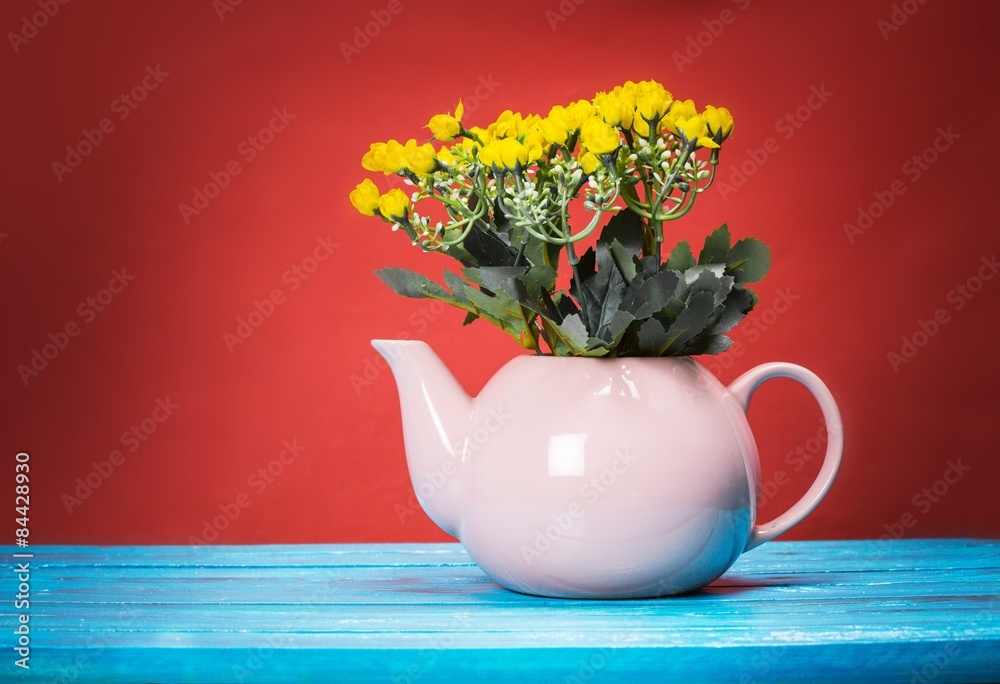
[25,576,1000,610]
[1,540,998,683]
[19,538,999,569]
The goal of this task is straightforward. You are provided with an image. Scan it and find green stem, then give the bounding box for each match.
[565,241,590,332]
[513,233,529,267]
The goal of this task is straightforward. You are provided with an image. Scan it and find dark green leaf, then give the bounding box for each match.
[557,313,589,344]
[727,237,771,283]
[518,264,558,294]
[594,265,626,339]
[637,318,671,356]
[666,241,696,272]
[708,287,756,336]
[472,265,557,319]
[608,239,638,284]
[698,224,731,265]
[598,207,644,256]
[621,269,681,319]
[685,334,734,355]
[463,225,516,267]
[684,265,735,307]
[443,270,521,332]
[601,310,635,346]
[553,293,579,321]
[659,291,719,354]
[375,268,450,299]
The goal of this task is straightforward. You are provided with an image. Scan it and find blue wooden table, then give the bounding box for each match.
[3,540,998,682]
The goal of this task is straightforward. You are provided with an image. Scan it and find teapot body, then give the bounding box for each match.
[373,339,842,599]
[456,355,759,598]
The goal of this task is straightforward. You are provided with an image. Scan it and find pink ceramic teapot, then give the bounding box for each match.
[374,339,843,598]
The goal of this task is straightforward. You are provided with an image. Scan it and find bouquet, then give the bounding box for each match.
[351,79,770,357]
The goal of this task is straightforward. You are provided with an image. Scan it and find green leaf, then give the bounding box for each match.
[637,318,672,356]
[552,292,579,321]
[666,240,696,272]
[608,239,638,284]
[540,313,612,357]
[518,264,558,295]
[594,266,627,339]
[471,265,557,320]
[659,291,719,355]
[708,287,756,336]
[621,269,680,319]
[698,224,731,265]
[684,265,735,307]
[685,334,734,355]
[375,268,451,300]
[543,313,588,355]
[598,207,644,256]
[600,310,635,346]
[726,237,771,284]
[443,270,522,333]
[462,225,516,267]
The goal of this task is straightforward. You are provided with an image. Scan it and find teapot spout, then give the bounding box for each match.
[372,340,471,537]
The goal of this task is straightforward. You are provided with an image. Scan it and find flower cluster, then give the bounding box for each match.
[352,80,766,358]
[352,79,732,252]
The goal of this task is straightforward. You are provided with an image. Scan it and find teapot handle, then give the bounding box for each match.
[728,363,844,551]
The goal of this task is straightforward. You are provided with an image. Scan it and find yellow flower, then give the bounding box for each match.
[580,117,621,155]
[361,142,387,173]
[488,110,523,139]
[466,126,492,146]
[565,99,595,130]
[522,131,548,163]
[540,105,573,146]
[382,140,407,174]
[613,83,639,122]
[678,115,720,149]
[660,99,698,137]
[592,91,627,128]
[378,188,411,221]
[479,138,535,170]
[626,80,673,137]
[636,88,672,123]
[403,139,437,175]
[478,141,498,167]
[669,99,698,119]
[579,150,599,174]
[702,105,734,143]
[632,116,652,138]
[519,114,542,136]
[499,138,528,168]
[427,100,464,142]
[349,179,381,216]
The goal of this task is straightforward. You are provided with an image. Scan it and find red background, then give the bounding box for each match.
[3,0,998,545]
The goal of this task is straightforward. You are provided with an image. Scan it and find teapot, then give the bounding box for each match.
[373,339,843,598]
